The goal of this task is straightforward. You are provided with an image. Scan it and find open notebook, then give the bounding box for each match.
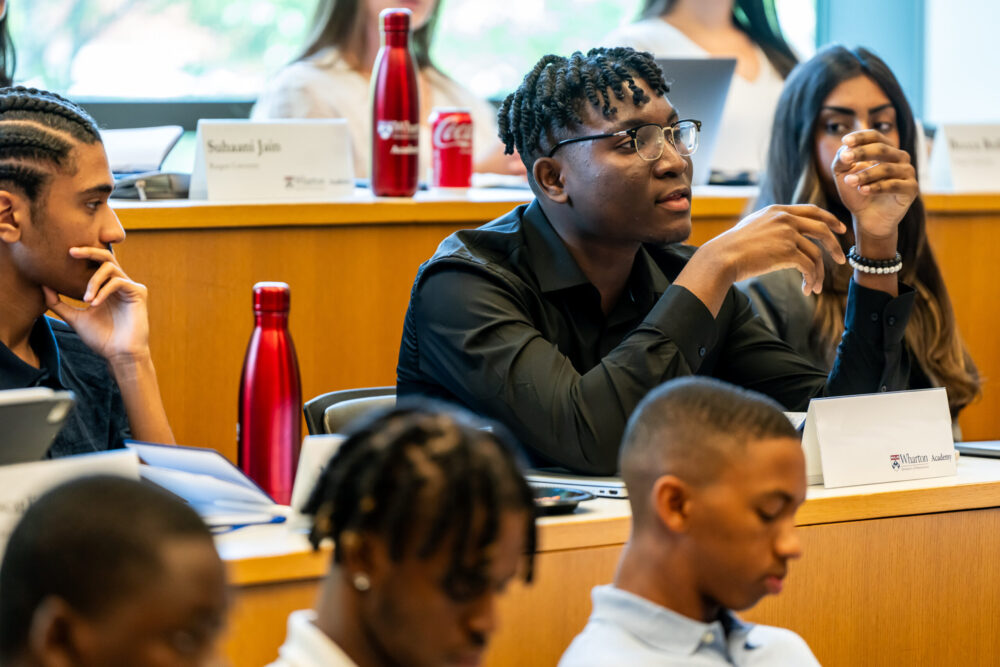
[126,441,288,529]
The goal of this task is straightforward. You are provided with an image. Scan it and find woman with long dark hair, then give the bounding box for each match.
[605,0,797,178]
[744,45,980,425]
[253,0,522,179]
[1,0,14,87]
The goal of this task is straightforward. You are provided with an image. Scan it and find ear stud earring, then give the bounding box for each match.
[353,573,371,592]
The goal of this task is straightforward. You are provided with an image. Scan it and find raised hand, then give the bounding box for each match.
[832,129,917,241]
[43,246,151,364]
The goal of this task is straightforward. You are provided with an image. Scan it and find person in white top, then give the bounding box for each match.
[560,377,820,665]
[605,0,797,179]
[269,400,537,667]
[253,0,524,180]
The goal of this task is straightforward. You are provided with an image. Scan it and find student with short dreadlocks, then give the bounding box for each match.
[397,47,916,475]
[0,86,174,455]
[268,400,536,667]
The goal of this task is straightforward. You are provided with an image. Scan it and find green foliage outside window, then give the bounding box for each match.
[7,0,642,100]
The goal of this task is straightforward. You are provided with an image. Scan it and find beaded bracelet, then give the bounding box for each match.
[847,246,903,274]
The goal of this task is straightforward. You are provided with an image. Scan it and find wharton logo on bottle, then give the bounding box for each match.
[376,120,419,141]
[801,387,956,489]
[190,119,355,201]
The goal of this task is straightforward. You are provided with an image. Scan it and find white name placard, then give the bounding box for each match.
[190,119,354,201]
[929,124,1000,192]
[0,450,140,559]
[801,388,955,488]
[289,435,344,514]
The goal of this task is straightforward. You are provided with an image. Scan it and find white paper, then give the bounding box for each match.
[127,441,261,493]
[803,388,955,489]
[929,124,1000,192]
[0,450,140,559]
[125,441,284,528]
[289,435,345,513]
[190,119,354,201]
[137,466,269,507]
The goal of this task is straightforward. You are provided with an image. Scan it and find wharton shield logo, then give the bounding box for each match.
[889,452,939,472]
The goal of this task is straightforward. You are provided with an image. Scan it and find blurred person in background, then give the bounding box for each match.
[605,0,797,180]
[742,45,979,432]
[0,476,228,667]
[253,0,524,180]
[1,0,14,86]
[269,400,536,667]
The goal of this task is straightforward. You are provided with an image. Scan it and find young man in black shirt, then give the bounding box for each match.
[0,87,173,455]
[397,48,915,474]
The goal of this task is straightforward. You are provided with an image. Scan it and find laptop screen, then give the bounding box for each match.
[654,58,736,186]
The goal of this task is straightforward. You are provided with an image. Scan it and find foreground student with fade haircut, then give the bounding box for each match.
[561,377,819,666]
[0,476,228,667]
[0,86,173,456]
[269,400,537,667]
[397,46,916,475]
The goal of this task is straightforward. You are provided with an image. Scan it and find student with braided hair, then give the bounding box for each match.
[397,46,916,475]
[0,86,174,456]
[269,399,536,667]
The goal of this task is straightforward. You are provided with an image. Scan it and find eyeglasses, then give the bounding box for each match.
[546,119,702,161]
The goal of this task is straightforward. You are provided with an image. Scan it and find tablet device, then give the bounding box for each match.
[654,57,736,186]
[0,388,75,465]
[955,441,1000,459]
[525,468,628,499]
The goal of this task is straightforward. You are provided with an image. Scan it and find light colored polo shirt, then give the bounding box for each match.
[559,585,820,666]
[267,609,359,667]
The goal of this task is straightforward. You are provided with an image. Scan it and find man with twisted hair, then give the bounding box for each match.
[269,399,536,667]
[397,47,916,474]
[0,86,173,455]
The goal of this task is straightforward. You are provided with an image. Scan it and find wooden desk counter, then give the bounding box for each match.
[220,456,1000,667]
[113,190,1000,459]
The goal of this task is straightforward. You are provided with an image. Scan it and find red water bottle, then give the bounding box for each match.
[371,8,419,197]
[237,282,302,505]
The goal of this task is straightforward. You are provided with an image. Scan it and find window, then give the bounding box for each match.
[10,0,319,98]
[9,1,812,103]
[432,0,644,102]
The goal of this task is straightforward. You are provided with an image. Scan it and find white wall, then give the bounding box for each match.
[925,0,1000,124]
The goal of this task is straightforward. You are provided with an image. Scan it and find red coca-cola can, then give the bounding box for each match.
[430,107,473,189]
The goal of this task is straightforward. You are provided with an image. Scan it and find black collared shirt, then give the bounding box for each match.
[0,317,129,458]
[397,200,915,474]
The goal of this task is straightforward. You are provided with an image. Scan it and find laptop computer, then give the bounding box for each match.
[654,58,736,186]
[525,468,628,499]
[0,388,75,465]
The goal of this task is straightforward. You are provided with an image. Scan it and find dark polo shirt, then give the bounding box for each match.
[397,200,915,474]
[0,317,129,458]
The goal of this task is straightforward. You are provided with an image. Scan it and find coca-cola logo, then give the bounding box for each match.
[377,120,420,141]
[433,118,473,149]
